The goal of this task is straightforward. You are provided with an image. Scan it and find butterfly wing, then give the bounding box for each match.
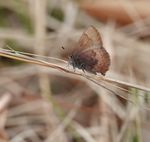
[83,25,103,46]
[73,26,103,55]
[77,47,110,75]
[76,33,93,52]
[78,26,103,50]
[71,26,110,75]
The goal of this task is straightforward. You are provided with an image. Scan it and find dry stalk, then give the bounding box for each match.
[0,48,150,94]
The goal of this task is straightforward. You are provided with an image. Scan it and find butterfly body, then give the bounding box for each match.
[69,26,110,76]
[69,53,98,74]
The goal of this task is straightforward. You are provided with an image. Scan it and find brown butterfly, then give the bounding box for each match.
[69,26,110,75]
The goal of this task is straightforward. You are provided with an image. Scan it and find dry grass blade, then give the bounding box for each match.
[0,48,150,95]
[4,47,67,63]
[84,76,133,103]
[0,49,69,73]
[101,77,150,93]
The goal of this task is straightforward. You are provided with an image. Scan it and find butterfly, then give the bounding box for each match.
[69,26,110,76]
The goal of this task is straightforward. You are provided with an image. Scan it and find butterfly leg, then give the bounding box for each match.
[101,72,105,76]
[66,61,70,69]
[82,68,85,73]
[80,63,86,74]
[73,65,76,72]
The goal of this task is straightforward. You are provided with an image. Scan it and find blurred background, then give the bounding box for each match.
[0,0,150,142]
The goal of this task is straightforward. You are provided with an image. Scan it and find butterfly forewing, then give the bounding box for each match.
[84,26,103,46]
[74,33,93,54]
[78,26,103,51]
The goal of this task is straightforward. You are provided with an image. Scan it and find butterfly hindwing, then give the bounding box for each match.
[77,47,110,75]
